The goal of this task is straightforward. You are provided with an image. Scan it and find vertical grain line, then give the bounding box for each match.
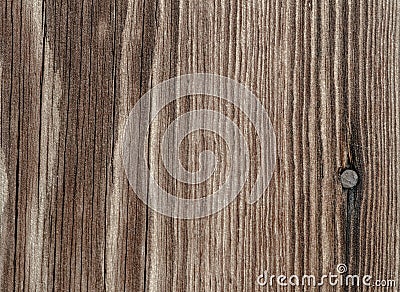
[106,0,132,290]
[0,59,10,282]
[23,0,61,290]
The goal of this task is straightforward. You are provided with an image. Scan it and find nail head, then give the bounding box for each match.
[340,169,359,189]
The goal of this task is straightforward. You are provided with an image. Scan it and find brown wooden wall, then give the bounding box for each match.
[0,0,399,291]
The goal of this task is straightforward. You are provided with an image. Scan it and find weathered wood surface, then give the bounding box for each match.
[0,0,399,291]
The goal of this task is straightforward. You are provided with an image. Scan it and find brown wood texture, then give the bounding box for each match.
[0,0,399,291]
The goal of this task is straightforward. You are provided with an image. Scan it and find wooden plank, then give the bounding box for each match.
[0,0,399,291]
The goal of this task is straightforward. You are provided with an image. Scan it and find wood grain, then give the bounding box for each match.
[0,0,399,291]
